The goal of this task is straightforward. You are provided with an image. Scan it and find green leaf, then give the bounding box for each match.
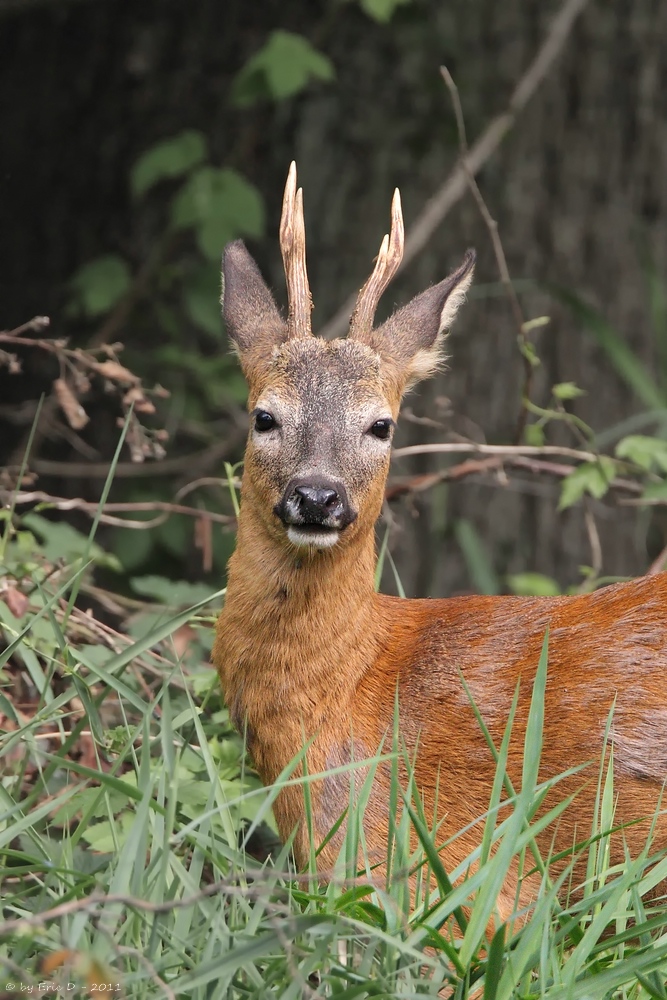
[130,130,207,199]
[615,434,667,473]
[231,31,334,107]
[80,812,136,852]
[360,0,411,22]
[552,381,585,400]
[506,572,561,596]
[521,315,550,334]
[519,339,541,367]
[111,523,154,572]
[182,262,222,337]
[524,423,545,446]
[170,167,265,259]
[22,513,119,569]
[68,255,131,318]
[130,575,218,607]
[558,457,616,510]
[483,923,506,1000]
[641,480,667,501]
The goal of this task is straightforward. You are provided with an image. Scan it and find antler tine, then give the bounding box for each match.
[349,188,405,342]
[280,161,313,339]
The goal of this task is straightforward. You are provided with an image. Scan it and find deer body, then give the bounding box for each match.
[214,165,667,914]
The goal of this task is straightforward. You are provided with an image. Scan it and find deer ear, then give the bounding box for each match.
[222,240,288,377]
[370,249,475,388]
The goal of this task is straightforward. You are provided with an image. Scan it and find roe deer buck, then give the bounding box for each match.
[213,163,667,918]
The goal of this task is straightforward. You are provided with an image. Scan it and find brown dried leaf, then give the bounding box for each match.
[136,399,156,413]
[77,731,99,770]
[172,623,197,660]
[41,949,75,975]
[92,359,140,385]
[73,371,91,394]
[86,957,114,994]
[2,584,29,619]
[123,386,156,414]
[54,377,89,430]
[195,514,213,573]
[0,350,21,374]
[102,341,124,355]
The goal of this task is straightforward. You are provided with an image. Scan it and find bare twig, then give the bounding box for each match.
[319,0,590,340]
[2,315,51,337]
[386,451,644,503]
[385,457,501,500]
[0,330,147,386]
[29,434,245,478]
[583,502,603,577]
[0,885,233,936]
[392,441,599,462]
[0,861,424,941]
[3,323,169,466]
[391,441,647,495]
[174,477,232,501]
[98,933,176,1000]
[440,67,526,342]
[6,490,234,529]
[618,496,667,506]
[647,543,667,576]
[492,454,644,495]
[0,872,308,939]
[440,66,536,444]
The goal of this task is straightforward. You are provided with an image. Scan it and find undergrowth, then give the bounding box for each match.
[1,503,666,999]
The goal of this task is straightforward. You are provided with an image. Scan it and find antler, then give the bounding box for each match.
[280,162,313,340]
[348,189,405,342]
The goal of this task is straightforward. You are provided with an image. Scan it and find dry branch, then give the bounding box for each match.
[440,66,537,444]
[386,447,645,503]
[392,441,599,462]
[29,433,246,479]
[5,490,234,529]
[1,317,169,465]
[648,543,667,576]
[320,0,590,340]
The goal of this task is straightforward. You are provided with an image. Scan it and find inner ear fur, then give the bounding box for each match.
[367,249,476,387]
[222,240,288,377]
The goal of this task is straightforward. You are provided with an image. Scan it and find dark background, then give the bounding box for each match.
[2,0,666,597]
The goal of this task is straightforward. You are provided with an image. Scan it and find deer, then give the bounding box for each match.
[213,162,667,921]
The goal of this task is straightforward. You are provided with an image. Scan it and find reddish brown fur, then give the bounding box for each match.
[214,188,667,920]
[216,505,667,910]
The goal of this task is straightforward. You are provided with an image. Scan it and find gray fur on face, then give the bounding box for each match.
[251,339,394,502]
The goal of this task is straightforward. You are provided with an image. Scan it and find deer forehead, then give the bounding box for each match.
[252,339,398,419]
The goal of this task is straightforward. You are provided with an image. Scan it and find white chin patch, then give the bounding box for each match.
[287,526,340,549]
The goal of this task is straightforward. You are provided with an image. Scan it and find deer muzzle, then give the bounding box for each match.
[275,476,357,548]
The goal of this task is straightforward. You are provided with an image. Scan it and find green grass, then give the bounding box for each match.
[1,510,667,997]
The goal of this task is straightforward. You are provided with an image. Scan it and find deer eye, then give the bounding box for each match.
[369,419,393,440]
[254,410,276,433]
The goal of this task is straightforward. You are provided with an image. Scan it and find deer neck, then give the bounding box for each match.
[214,492,382,762]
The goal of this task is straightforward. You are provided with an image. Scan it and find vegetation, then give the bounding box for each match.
[2,516,667,995]
[2,0,667,995]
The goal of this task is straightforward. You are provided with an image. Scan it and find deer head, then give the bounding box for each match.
[222,162,475,553]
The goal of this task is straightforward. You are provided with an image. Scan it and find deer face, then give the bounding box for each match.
[245,338,397,550]
[222,164,475,553]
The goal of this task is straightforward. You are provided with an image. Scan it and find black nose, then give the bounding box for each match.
[275,476,357,529]
[293,484,339,519]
